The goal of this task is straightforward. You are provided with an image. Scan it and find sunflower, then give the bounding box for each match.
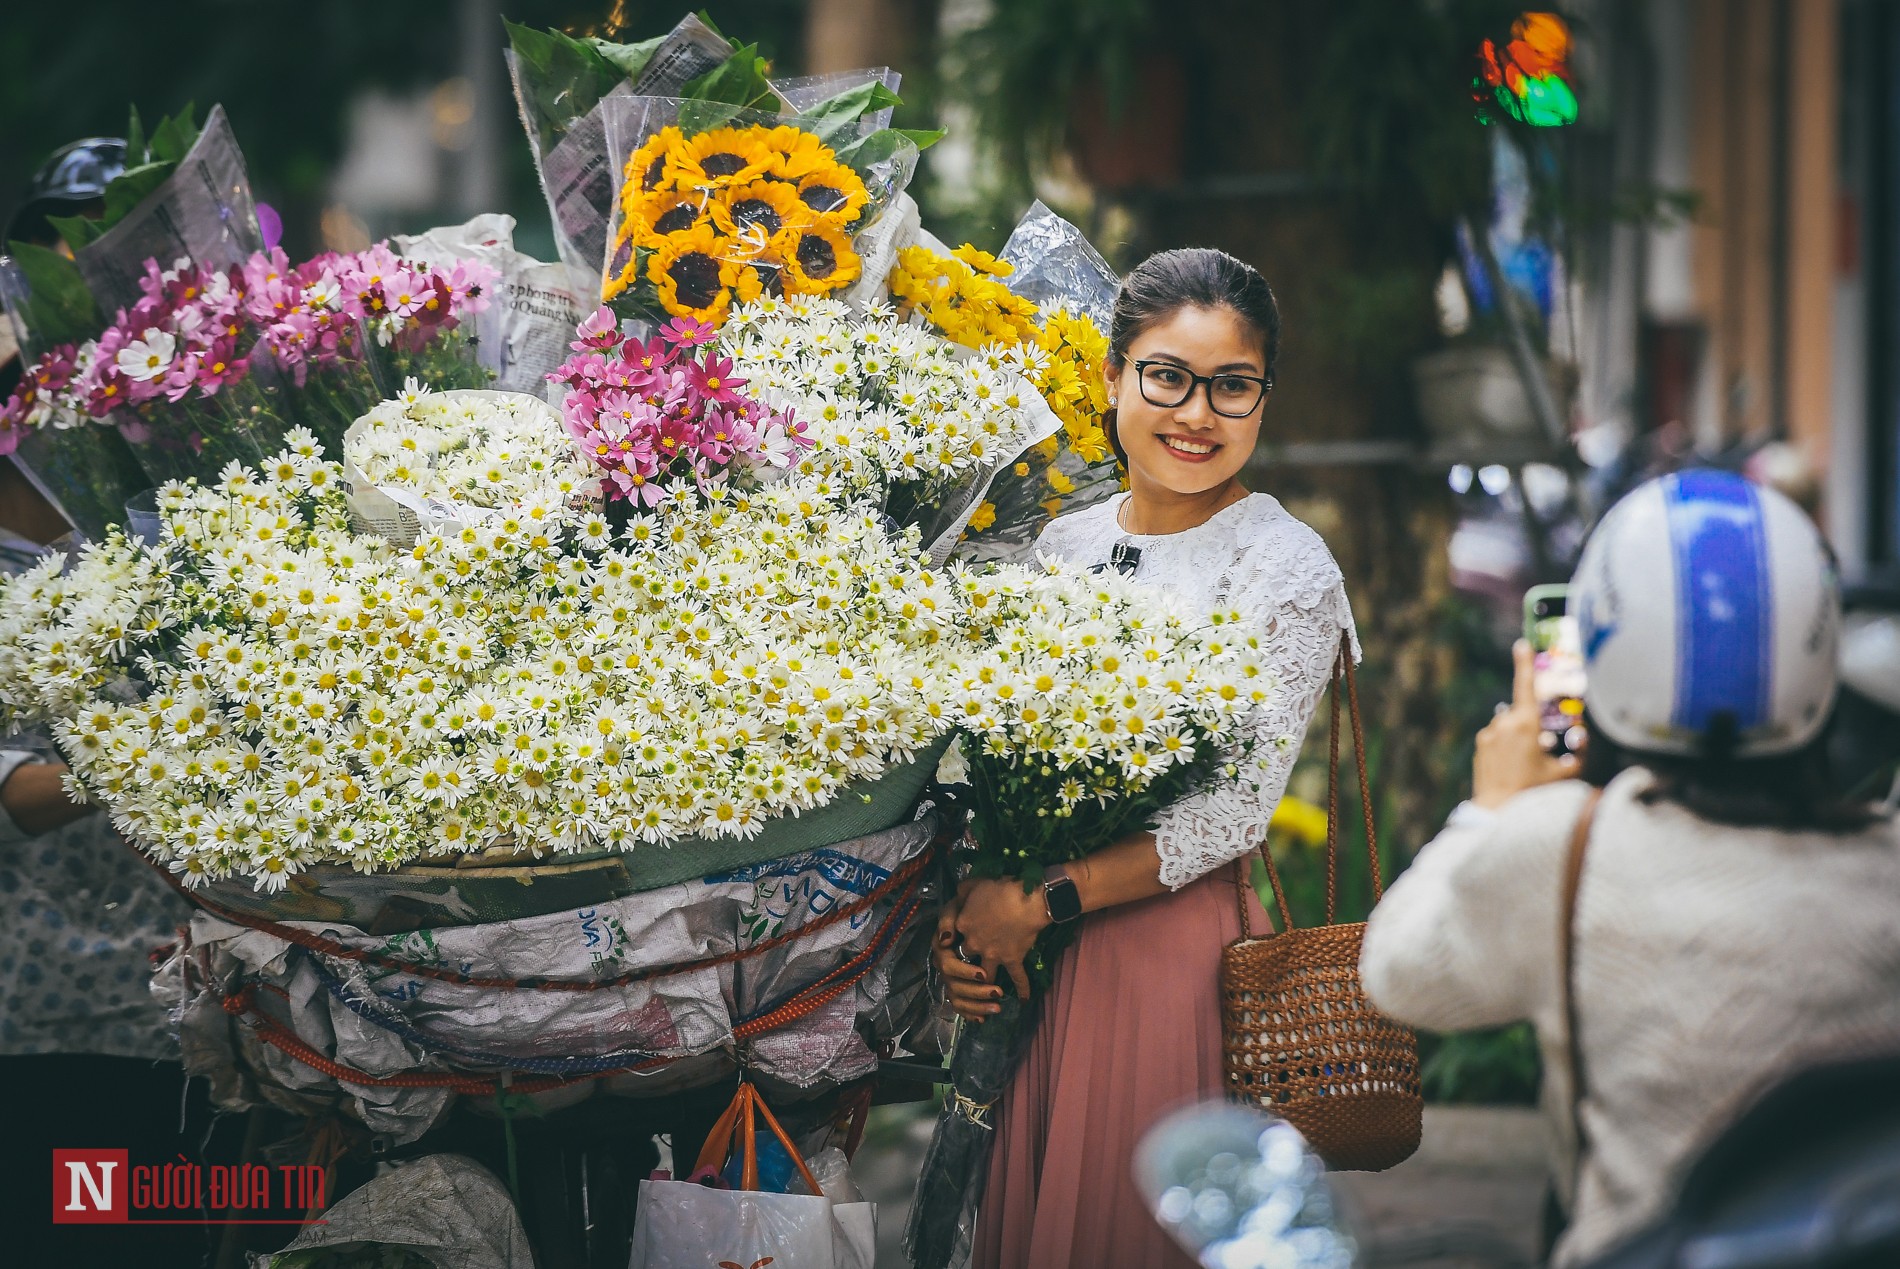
[624,127,686,199]
[794,165,870,225]
[764,126,843,182]
[710,180,811,251]
[734,256,782,304]
[646,223,740,323]
[628,188,713,245]
[779,221,862,295]
[669,127,775,192]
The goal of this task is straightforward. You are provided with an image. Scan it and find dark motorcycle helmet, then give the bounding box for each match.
[4,136,128,247]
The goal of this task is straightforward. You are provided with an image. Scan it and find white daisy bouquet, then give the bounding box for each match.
[943,561,1274,975]
[719,295,1060,561]
[907,561,1276,1268]
[342,384,601,531]
[0,424,971,891]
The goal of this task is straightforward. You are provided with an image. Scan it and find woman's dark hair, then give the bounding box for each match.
[1103,248,1281,466]
[1579,708,1880,833]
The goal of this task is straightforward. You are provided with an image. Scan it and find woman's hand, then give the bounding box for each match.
[1471,640,1582,809]
[934,886,1005,1023]
[953,876,1049,1004]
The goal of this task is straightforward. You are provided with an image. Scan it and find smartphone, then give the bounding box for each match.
[1524,585,1587,757]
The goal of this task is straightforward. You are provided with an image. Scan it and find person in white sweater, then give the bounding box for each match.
[1361,471,1900,1267]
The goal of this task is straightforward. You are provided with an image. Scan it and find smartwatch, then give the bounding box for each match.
[1042,866,1082,925]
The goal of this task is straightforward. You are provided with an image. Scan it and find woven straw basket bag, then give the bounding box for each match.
[1220,636,1422,1171]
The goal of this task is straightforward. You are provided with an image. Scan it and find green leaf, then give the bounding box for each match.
[683,44,775,109]
[102,161,179,226]
[124,104,146,165]
[693,9,726,38]
[893,127,946,151]
[147,103,198,165]
[46,212,103,254]
[505,19,623,150]
[793,81,905,150]
[832,128,927,172]
[4,240,102,347]
[586,32,667,82]
[677,97,744,135]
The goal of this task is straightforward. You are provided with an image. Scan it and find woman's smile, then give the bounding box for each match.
[1158,433,1220,461]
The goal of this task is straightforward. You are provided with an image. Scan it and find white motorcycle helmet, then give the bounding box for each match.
[1571,469,1840,759]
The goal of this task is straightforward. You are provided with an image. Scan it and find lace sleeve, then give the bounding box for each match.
[1150,541,1357,890]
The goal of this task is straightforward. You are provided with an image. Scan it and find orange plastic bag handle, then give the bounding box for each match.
[692,1083,825,1197]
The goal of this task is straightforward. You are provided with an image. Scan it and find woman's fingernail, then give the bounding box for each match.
[973,971,985,983]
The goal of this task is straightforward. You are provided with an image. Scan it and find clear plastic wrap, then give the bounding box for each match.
[598,94,920,329]
[999,199,1120,328]
[507,14,738,279]
[936,202,1126,565]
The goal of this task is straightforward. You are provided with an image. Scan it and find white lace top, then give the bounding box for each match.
[1036,492,1359,889]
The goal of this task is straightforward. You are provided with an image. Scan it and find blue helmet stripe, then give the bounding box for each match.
[1665,471,1770,734]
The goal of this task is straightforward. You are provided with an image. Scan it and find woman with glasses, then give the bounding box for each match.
[934,248,1358,1268]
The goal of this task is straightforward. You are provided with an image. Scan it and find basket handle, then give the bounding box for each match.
[1243,633,1378,936]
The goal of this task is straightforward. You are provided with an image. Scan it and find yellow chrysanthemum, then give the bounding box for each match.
[952,244,1011,277]
[646,223,739,323]
[888,244,1040,351]
[780,221,861,295]
[794,165,870,225]
[710,180,811,252]
[669,127,775,192]
[966,501,998,533]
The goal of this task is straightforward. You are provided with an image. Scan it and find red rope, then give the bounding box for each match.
[219,861,931,1096]
[151,830,944,993]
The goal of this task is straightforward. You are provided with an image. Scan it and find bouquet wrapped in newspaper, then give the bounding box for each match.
[904,565,1276,1268]
[0,103,264,539]
[0,245,497,520]
[889,202,1127,565]
[597,83,931,331]
[507,10,927,296]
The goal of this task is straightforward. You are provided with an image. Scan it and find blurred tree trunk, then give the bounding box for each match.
[803,0,919,74]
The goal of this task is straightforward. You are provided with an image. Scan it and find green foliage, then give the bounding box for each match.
[503,18,628,153]
[951,0,1157,199]
[45,102,200,255]
[682,42,776,110]
[1,239,100,349]
[1419,1023,1541,1105]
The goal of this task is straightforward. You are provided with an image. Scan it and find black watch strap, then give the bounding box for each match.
[1043,871,1082,924]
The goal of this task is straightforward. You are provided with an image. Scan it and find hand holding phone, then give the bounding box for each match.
[1524,585,1587,758]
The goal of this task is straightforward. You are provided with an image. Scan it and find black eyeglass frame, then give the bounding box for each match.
[1131,360,1274,418]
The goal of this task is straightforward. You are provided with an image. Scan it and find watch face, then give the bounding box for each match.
[1045,875,1083,923]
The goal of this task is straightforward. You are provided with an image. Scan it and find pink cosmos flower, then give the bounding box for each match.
[571,306,623,353]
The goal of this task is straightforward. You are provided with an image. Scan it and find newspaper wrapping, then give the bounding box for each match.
[71,105,263,320]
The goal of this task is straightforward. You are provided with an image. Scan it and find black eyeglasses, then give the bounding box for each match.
[1133,360,1272,418]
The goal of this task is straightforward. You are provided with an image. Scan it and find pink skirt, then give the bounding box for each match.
[972,863,1271,1269]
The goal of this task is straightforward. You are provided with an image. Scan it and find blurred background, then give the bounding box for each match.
[3,0,1893,1254]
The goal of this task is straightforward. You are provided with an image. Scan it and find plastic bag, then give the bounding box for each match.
[253,1154,533,1269]
[597,93,920,329]
[998,199,1120,329]
[629,1183,874,1269]
[631,1084,874,1269]
[392,214,592,398]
